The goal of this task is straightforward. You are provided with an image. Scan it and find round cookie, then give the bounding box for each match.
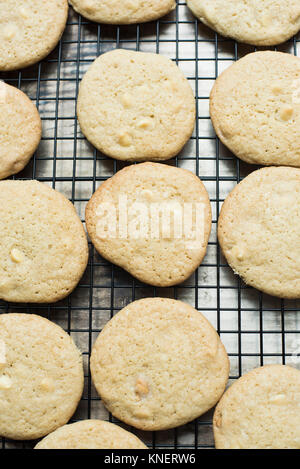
[77,49,195,162]
[69,0,176,24]
[213,365,300,449]
[210,51,300,167]
[0,0,68,71]
[35,420,147,449]
[85,162,212,287]
[0,82,42,180]
[218,166,300,299]
[0,180,88,303]
[90,298,230,431]
[187,0,300,46]
[0,313,84,440]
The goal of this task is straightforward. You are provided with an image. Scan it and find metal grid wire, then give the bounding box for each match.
[1,1,300,449]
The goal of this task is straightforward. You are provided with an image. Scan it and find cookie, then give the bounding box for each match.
[35,419,147,449]
[69,0,176,24]
[85,162,211,287]
[210,51,300,167]
[0,313,84,440]
[0,82,42,180]
[90,297,229,431]
[0,0,68,71]
[0,180,88,303]
[214,365,300,449]
[187,0,300,46]
[77,49,195,162]
[218,166,300,299]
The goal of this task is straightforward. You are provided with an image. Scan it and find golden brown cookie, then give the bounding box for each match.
[77,49,195,162]
[90,298,229,431]
[69,0,176,24]
[214,365,300,449]
[0,0,68,71]
[0,81,42,179]
[218,166,300,299]
[35,420,147,449]
[85,162,211,287]
[0,180,89,303]
[0,313,84,440]
[187,1,300,46]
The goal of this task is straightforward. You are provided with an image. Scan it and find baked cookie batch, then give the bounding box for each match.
[0,0,299,450]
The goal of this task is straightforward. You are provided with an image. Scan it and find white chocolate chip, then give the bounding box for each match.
[39,378,54,392]
[137,118,152,130]
[173,102,182,113]
[271,82,282,95]
[3,25,18,41]
[270,394,286,403]
[0,375,12,390]
[133,408,151,419]
[141,189,154,202]
[127,0,139,11]
[118,132,132,147]
[280,105,293,121]
[19,7,30,19]
[121,93,132,109]
[10,248,25,263]
[135,377,149,399]
[0,340,6,370]
[231,246,245,261]
[82,0,94,14]
[236,252,244,261]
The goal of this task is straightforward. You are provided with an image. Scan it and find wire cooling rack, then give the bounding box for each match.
[1,1,300,449]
